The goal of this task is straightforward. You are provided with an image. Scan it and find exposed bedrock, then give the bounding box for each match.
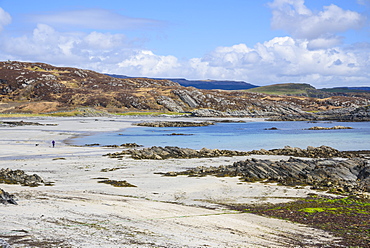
[105,145,362,160]
[0,168,45,187]
[0,188,17,205]
[164,157,370,194]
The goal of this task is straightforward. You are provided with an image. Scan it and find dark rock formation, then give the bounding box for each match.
[0,168,44,187]
[264,127,278,130]
[163,157,370,194]
[97,179,136,187]
[0,188,17,205]
[105,145,361,160]
[166,133,194,136]
[120,143,143,148]
[306,126,353,130]
[249,145,358,158]
[0,121,57,126]
[105,146,249,160]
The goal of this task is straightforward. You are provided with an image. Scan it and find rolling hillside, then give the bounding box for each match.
[246,83,317,95]
[1,61,369,118]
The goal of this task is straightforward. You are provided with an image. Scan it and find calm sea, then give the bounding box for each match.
[72,121,370,151]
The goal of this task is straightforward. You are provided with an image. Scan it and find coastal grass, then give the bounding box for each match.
[227,195,370,247]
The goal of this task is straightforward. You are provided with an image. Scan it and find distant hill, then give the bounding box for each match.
[246,83,316,95]
[246,83,370,98]
[107,74,258,90]
[165,78,258,90]
[320,87,370,93]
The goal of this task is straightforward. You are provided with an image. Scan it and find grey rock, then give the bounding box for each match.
[0,239,12,248]
[0,168,44,187]
[0,188,17,205]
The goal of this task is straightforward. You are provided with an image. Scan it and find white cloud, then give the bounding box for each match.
[29,8,165,31]
[307,36,343,50]
[83,32,127,50]
[0,8,11,32]
[269,0,366,49]
[117,50,181,77]
[0,23,134,66]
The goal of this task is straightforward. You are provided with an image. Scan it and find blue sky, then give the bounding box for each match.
[0,0,370,88]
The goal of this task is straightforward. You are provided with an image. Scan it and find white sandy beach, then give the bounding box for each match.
[0,116,340,247]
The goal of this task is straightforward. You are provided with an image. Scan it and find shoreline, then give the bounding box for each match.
[0,116,361,247]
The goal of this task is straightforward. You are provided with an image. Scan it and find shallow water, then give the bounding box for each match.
[72,121,370,151]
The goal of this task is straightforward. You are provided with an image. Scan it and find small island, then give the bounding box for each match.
[306,126,353,130]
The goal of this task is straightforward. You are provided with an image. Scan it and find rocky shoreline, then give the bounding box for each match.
[105,145,370,195]
[106,145,362,160]
[105,146,249,160]
[163,157,370,195]
[266,105,370,122]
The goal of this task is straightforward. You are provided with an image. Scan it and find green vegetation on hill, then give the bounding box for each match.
[321,87,370,93]
[246,83,316,95]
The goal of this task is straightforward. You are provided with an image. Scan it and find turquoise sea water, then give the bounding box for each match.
[72,121,370,151]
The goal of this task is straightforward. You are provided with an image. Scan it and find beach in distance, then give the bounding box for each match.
[0,116,365,247]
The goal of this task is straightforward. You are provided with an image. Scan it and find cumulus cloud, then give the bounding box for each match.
[29,8,165,31]
[269,0,366,49]
[0,8,11,32]
[117,50,181,77]
[0,23,133,66]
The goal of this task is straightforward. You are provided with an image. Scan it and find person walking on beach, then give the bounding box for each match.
[52,140,55,148]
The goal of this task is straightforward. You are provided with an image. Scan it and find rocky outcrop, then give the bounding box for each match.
[163,157,370,194]
[320,105,370,121]
[306,126,353,130]
[0,188,17,205]
[270,105,370,122]
[249,145,358,158]
[0,168,44,187]
[191,106,311,118]
[105,146,249,160]
[0,120,57,126]
[156,96,185,112]
[105,145,358,160]
[97,179,136,187]
[134,121,214,127]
